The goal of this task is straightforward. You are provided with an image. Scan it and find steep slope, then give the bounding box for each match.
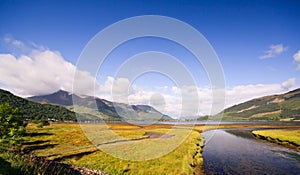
[28,90,173,121]
[28,90,73,105]
[221,88,300,121]
[0,89,76,121]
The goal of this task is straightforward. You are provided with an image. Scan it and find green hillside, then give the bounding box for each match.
[0,89,76,121]
[28,90,173,121]
[220,88,300,121]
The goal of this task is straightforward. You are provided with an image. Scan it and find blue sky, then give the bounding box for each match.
[0,0,300,116]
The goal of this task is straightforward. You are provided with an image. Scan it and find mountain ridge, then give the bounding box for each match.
[219,88,300,121]
[28,90,173,121]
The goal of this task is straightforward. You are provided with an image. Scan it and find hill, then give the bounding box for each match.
[28,90,173,121]
[0,89,76,121]
[220,88,300,121]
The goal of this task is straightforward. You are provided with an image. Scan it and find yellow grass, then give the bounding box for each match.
[252,129,300,146]
[24,123,204,175]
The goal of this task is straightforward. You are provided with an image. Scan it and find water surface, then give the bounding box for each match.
[202,129,300,175]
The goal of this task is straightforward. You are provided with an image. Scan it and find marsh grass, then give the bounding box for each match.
[23,123,204,175]
[71,130,203,175]
[252,129,300,147]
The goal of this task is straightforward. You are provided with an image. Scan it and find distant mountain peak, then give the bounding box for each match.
[28,89,73,106]
[52,89,72,95]
[28,90,173,121]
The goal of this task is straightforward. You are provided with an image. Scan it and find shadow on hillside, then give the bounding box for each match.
[0,157,22,175]
[54,150,98,161]
[23,140,50,145]
[24,132,53,137]
[23,143,58,153]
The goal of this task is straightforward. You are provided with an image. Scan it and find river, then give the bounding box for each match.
[202,129,300,175]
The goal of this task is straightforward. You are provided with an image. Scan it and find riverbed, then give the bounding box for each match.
[202,129,300,175]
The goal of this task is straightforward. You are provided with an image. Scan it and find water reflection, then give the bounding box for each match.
[202,130,300,175]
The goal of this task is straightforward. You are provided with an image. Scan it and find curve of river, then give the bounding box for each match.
[202,129,300,175]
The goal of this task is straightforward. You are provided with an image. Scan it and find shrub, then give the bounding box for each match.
[0,103,25,146]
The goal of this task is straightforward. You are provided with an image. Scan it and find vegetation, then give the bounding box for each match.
[0,103,76,175]
[23,123,204,175]
[0,89,76,122]
[252,129,300,151]
[218,88,300,121]
[0,151,80,175]
[0,103,25,146]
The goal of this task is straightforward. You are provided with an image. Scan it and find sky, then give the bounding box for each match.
[0,0,300,117]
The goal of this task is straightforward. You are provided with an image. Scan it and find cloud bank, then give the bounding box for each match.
[0,49,96,96]
[0,38,298,117]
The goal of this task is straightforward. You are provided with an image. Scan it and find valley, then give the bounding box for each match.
[1,88,300,175]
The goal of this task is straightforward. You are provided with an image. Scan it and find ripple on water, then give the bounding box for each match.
[202,129,300,175]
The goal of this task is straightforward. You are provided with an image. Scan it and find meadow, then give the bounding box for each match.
[22,123,204,175]
[2,122,299,175]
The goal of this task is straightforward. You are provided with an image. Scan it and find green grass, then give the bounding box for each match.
[0,151,23,175]
[252,129,300,150]
[23,123,204,175]
[0,148,78,175]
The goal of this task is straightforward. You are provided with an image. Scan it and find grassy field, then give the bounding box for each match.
[22,123,204,175]
[3,123,298,174]
[252,129,300,151]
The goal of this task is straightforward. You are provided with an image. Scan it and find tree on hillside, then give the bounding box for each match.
[0,103,25,146]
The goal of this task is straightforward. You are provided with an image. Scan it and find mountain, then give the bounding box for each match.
[0,89,76,121]
[28,90,173,121]
[220,88,300,121]
[28,90,73,106]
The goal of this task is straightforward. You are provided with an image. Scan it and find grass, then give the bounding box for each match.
[22,123,204,175]
[252,129,300,151]
[0,147,79,175]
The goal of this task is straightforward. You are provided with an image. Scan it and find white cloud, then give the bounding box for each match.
[225,80,296,108]
[293,50,300,70]
[0,49,97,96]
[4,36,25,47]
[98,78,297,118]
[96,76,136,103]
[260,44,288,59]
[294,50,300,62]
[3,36,48,56]
[100,76,131,94]
[0,38,298,118]
[0,49,296,117]
[281,78,297,90]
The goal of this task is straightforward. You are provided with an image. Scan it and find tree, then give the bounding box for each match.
[0,103,25,145]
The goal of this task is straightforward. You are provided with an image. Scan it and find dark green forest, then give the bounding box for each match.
[0,89,76,121]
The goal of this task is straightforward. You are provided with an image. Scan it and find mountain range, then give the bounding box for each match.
[1,88,300,122]
[28,90,172,121]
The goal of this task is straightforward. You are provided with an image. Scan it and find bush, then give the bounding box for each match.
[32,119,50,128]
[0,103,25,145]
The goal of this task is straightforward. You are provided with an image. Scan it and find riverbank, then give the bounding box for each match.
[252,129,300,151]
